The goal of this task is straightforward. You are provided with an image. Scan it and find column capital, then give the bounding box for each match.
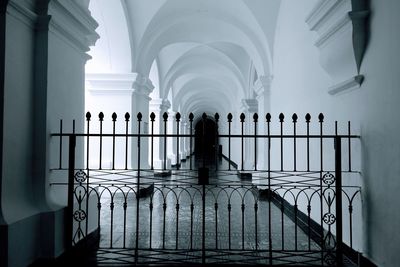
[161,99,171,111]
[241,99,258,113]
[132,74,155,97]
[150,98,171,112]
[254,75,273,97]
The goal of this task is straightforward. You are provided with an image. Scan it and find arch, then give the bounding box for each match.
[161,44,248,98]
[173,76,237,112]
[87,0,132,73]
[136,10,271,77]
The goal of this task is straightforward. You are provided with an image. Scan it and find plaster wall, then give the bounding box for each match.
[2,8,37,224]
[1,0,97,266]
[271,0,400,266]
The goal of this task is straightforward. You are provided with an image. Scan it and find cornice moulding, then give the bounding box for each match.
[328,75,363,95]
[307,0,369,95]
[306,0,344,31]
[87,89,133,96]
[7,0,37,28]
[86,73,136,93]
[47,0,99,53]
[315,13,350,48]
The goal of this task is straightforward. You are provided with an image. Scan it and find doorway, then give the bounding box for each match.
[194,117,218,164]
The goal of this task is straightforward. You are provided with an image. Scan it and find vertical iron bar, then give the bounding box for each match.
[228,202,231,250]
[293,114,298,171]
[189,113,194,170]
[215,202,218,249]
[295,203,298,250]
[190,203,194,250]
[335,121,338,136]
[163,202,166,249]
[215,113,220,170]
[202,183,206,264]
[176,202,179,249]
[202,113,206,168]
[125,113,130,170]
[308,204,311,250]
[99,112,104,169]
[85,113,91,238]
[254,113,258,171]
[176,113,181,170]
[335,137,343,266]
[319,113,324,266]
[150,112,155,170]
[123,200,127,248]
[86,112,90,170]
[110,200,114,248]
[348,121,352,172]
[254,202,258,250]
[240,113,245,171]
[66,134,76,249]
[241,202,245,250]
[306,114,311,172]
[135,113,142,263]
[163,113,168,171]
[59,120,63,169]
[349,204,353,249]
[112,113,117,170]
[97,200,101,232]
[281,200,284,250]
[279,113,284,171]
[266,113,272,265]
[149,200,153,249]
[228,114,232,170]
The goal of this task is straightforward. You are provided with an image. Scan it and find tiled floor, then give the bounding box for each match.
[58,156,356,266]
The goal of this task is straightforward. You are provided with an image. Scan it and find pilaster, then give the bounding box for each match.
[254,75,273,171]
[131,74,154,169]
[240,99,258,171]
[149,98,171,170]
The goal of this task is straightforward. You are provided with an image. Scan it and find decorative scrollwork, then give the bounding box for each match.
[73,209,87,222]
[322,172,335,185]
[324,251,336,266]
[324,231,337,249]
[323,213,336,225]
[74,170,87,183]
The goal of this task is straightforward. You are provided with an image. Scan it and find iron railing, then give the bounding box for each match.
[51,111,361,266]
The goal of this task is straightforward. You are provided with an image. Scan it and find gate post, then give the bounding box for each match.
[66,134,76,250]
[335,137,343,266]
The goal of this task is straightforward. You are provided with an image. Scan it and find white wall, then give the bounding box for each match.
[2,4,37,225]
[271,0,400,266]
[1,1,98,266]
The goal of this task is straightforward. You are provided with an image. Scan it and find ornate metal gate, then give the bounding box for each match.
[51,112,361,266]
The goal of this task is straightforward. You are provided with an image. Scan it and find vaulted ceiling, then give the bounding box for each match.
[86,0,281,117]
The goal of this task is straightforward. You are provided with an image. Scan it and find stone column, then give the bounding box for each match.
[254,75,273,171]
[131,74,154,169]
[180,116,187,161]
[240,99,258,172]
[183,121,190,158]
[168,111,177,166]
[149,98,171,170]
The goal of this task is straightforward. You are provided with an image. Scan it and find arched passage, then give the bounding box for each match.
[194,117,218,163]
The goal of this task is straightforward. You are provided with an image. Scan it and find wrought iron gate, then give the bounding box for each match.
[51,112,361,266]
